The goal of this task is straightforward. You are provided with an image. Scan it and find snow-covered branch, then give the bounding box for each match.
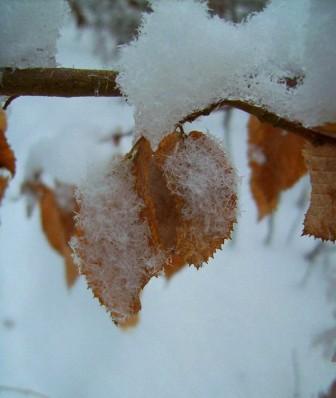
[1,67,334,146]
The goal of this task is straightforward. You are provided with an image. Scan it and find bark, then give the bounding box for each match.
[0,67,121,97]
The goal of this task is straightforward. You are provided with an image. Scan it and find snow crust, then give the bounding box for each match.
[71,157,163,322]
[117,0,336,147]
[0,0,69,68]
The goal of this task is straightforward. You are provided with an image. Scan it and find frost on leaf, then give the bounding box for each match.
[0,109,16,204]
[71,155,165,323]
[72,131,237,323]
[22,179,79,287]
[157,131,237,275]
[248,116,307,220]
[303,142,336,242]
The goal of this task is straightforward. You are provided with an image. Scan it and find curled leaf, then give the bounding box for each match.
[303,142,336,241]
[248,116,307,219]
[23,180,79,287]
[0,109,16,204]
[315,123,336,138]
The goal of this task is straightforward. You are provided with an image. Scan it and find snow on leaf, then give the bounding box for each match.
[157,131,237,274]
[248,116,307,220]
[303,142,336,242]
[72,130,237,322]
[0,108,16,204]
[71,152,164,323]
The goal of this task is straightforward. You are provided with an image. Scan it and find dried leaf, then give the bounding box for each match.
[72,130,237,322]
[315,123,336,138]
[303,142,336,241]
[72,153,164,322]
[25,180,78,287]
[119,314,140,330]
[319,380,336,398]
[132,135,180,257]
[0,109,15,175]
[248,116,307,219]
[0,177,9,200]
[0,109,16,204]
[156,131,237,273]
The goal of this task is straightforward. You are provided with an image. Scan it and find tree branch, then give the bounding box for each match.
[0,67,335,145]
[0,67,121,97]
[179,99,336,146]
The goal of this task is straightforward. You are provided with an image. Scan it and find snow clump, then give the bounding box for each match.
[163,132,237,249]
[70,157,163,322]
[117,0,336,148]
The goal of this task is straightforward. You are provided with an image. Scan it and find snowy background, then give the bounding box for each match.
[1,4,336,398]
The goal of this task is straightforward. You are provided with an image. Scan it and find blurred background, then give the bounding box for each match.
[1,1,336,397]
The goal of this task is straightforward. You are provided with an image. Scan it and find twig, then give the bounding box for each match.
[0,385,48,398]
[67,0,87,27]
[179,99,336,146]
[291,350,301,398]
[263,213,275,246]
[2,95,20,110]
[305,241,326,263]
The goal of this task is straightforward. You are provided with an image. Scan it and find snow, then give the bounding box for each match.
[71,156,163,322]
[1,101,335,397]
[117,0,336,148]
[0,0,69,68]
[163,132,237,259]
[0,4,335,398]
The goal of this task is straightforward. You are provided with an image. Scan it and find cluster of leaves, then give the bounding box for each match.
[248,116,336,241]
[72,131,237,323]
[1,105,336,322]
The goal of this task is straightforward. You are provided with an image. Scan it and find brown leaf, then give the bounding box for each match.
[248,116,307,219]
[72,152,164,323]
[25,180,79,287]
[0,109,16,204]
[303,142,336,241]
[0,177,9,200]
[315,123,336,138]
[118,314,140,330]
[132,135,181,257]
[155,131,237,274]
[319,380,336,398]
[73,130,237,322]
[134,131,237,279]
[0,109,15,175]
